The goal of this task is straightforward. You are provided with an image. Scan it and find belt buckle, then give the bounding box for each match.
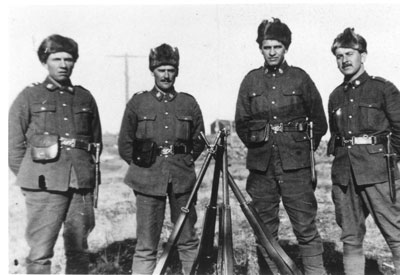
[353,135,372,145]
[271,123,283,133]
[160,145,174,156]
[60,137,76,148]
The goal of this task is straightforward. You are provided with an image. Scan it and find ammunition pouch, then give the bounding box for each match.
[132,139,157,167]
[247,120,270,144]
[30,134,60,161]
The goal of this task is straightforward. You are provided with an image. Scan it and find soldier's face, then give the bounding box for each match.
[43,52,75,82]
[153,65,177,91]
[260,40,287,66]
[335,48,367,78]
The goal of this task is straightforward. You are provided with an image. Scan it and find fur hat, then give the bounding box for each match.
[256,18,292,49]
[331,27,367,55]
[149,43,179,71]
[37,34,79,63]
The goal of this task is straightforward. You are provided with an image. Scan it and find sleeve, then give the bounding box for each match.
[383,82,400,155]
[118,102,138,164]
[8,90,30,175]
[327,97,336,156]
[303,75,328,149]
[191,99,205,160]
[234,76,253,146]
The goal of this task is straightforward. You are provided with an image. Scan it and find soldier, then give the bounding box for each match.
[235,18,327,275]
[8,34,102,274]
[118,43,205,275]
[328,27,400,275]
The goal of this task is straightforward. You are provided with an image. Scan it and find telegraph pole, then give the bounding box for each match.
[108,53,146,103]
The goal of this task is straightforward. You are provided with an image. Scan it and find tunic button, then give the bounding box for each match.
[273,116,277,119]
[62,103,67,107]
[272,101,275,104]
[165,112,169,115]
[349,115,352,119]
[348,131,352,134]
[165,126,169,129]
[272,86,276,90]
[350,99,354,102]
[272,74,276,77]
[60,91,64,94]
[65,133,70,136]
[164,100,168,103]
[165,140,169,144]
[64,117,68,121]
[347,146,352,149]
[40,107,46,110]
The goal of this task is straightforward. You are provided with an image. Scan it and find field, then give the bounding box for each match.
[8,133,397,274]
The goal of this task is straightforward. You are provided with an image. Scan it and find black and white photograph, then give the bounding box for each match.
[6,1,400,274]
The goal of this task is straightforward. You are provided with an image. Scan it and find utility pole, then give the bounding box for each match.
[108,53,146,103]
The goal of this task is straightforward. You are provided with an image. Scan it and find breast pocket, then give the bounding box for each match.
[136,114,157,139]
[249,91,268,117]
[74,106,94,134]
[176,115,193,141]
[282,89,304,115]
[31,103,57,133]
[358,100,384,131]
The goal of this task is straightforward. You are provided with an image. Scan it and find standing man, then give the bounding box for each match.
[235,18,327,275]
[328,27,400,275]
[118,43,205,275]
[8,34,102,274]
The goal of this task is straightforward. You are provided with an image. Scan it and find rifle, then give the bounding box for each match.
[152,132,223,275]
[93,143,101,208]
[384,134,397,203]
[308,121,317,189]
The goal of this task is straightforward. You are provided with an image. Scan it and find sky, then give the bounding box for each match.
[7,2,400,135]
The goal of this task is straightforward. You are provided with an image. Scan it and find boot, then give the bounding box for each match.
[390,247,400,275]
[343,244,364,275]
[302,254,326,275]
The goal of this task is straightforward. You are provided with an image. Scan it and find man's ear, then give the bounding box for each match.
[361,52,367,64]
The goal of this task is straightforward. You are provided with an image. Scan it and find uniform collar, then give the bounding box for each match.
[150,86,177,102]
[264,60,288,75]
[343,71,369,91]
[44,76,74,93]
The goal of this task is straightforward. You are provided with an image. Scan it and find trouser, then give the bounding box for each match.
[247,145,326,275]
[332,168,400,275]
[22,188,95,274]
[131,185,199,275]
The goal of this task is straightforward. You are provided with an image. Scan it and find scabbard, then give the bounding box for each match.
[387,157,396,203]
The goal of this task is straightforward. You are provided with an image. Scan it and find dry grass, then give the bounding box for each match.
[8,136,397,274]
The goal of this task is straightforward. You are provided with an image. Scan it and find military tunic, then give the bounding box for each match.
[235,61,327,170]
[9,77,102,190]
[118,87,205,196]
[328,71,400,185]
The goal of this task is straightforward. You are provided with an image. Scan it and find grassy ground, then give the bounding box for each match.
[8,136,397,274]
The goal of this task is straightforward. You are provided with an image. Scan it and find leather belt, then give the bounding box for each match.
[335,135,387,147]
[270,122,307,133]
[60,137,93,152]
[156,144,189,156]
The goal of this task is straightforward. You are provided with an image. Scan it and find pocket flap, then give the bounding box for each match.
[74,106,93,114]
[138,114,156,121]
[176,115,193,121]
[248,120,268,131]
[31,103,56,113]
[366,144,385,154]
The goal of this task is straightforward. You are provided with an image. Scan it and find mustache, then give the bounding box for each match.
[161,79,172,82]
[342,62,352,69]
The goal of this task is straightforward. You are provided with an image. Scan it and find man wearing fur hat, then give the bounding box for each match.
[118,43,205,274]
[8,34,102,274]
[235,18,327,274]
[328,27,400,275]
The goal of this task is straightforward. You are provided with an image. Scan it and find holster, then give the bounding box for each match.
[30,134,60,161]
[132,139,157,167]
[247,120,269,144]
